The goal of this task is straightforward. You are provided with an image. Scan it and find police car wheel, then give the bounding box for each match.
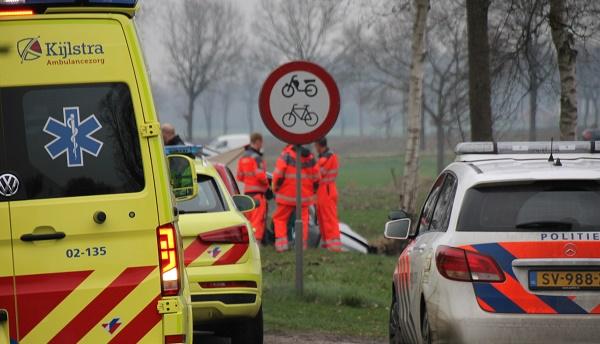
[231,306,263,344]
[389,292,402,344]
[421,306,432,344]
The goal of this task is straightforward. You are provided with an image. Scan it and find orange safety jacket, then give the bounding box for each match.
[237,146,269,194]
[272,145,320,206]
[318,149,338,185]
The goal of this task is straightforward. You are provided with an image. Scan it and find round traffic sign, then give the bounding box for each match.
[259,61,340,145]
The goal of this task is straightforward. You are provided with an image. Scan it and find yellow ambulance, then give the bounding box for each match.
[0,1,196,343]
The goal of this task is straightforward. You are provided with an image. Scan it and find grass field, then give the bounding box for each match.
[337,154,439,242]
[261,153,440,339]
[262,247,397,339]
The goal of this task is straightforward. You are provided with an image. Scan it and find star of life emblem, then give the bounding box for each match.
[43,107,103,167]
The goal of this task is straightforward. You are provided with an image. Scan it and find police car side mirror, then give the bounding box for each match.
[232,195,256,213]
[167,154,198,202]
[384,219,411,240]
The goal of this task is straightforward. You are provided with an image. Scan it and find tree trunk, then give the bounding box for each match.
[529,75,538,141]
[385,114,392,140]
[186,96,195,141]
[206,114,212,140]
[358,95,364,137]
[549,0,578,140]
[436,119,444,173]
[246,101,255,132]
[466,0,493,141]
[583,96,590,128]
[594,99,599,128]
[420,100,426,151]
[399,0,429,215]
[222,95,230,135]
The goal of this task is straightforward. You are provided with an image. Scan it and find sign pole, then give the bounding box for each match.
[294,144,303,296]
[258,61,340,297]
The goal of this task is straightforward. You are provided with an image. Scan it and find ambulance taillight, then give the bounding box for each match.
[157,224,182,296]
[198,225,250,244]
[0,9,32,15]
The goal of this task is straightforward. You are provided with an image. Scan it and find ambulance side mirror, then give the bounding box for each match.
[232,195,256,213]
[384,219,412,240]
[167,154,198,202]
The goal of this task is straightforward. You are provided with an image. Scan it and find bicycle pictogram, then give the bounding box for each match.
[282,104,319,128]
[281,74,318,98]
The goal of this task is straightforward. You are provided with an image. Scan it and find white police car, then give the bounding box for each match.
[386,141,600,344]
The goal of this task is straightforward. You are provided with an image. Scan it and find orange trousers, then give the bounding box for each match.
[245,193,266,241]
[317,184,341,251]
[272,203,309,252]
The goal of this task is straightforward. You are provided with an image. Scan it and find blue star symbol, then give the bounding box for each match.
[43,107,103,167]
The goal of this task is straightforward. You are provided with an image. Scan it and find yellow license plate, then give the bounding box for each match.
[529,271,600,290]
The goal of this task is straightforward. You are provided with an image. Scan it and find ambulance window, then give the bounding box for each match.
[177,174,228,213]
[429,174,457,232]
[1,83,144,200]
[458,180,600,232]
[416,174,446,234]
[226,168,241,195]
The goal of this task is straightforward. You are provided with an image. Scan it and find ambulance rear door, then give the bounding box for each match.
[0,17,164,343]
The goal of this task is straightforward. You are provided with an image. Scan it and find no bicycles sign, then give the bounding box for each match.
[259,61,340,145]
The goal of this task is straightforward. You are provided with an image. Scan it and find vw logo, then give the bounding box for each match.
[564,243,577,257]
[0,173,19,197]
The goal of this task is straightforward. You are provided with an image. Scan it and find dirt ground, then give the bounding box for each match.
[197,331,383,344]
[265,333,382,344]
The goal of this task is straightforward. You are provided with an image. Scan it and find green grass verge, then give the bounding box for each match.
[261,154,443,339]
[336,154,439,242]
[262,247,397,339]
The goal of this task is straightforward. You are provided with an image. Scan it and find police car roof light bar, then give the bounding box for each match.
[164,145,203,157]
[455,141,600,155]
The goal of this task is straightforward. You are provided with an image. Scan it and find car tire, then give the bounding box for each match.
[389,292,402,344]
[421,305,432,344]
[231,306,263,344]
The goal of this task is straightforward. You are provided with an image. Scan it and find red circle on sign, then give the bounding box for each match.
[258,61,340,145]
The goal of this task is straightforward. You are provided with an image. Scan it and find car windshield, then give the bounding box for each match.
[177,174,227,213]
[457,180,600,232]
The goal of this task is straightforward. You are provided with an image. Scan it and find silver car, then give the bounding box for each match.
[386,141,600,344]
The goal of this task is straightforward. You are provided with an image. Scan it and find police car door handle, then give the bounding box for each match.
[20,232,66,242]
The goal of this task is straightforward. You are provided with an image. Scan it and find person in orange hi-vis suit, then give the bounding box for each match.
[271,144,320,252]
[236,133,269,242]
[314,137,341,251]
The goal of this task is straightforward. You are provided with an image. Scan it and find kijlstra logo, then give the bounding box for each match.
[17,37,42,62]
[17,36,105,64]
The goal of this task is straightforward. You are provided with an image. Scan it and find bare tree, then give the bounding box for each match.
[218,82,235,135]
[466,0,494,141]
[339,20,376,137]
[425,0,469,172]
[164,0,243,141]
[578,47,600,129]
[549,0,577,139]
[200,90,217,139]
[251,0,346,68]
[490,0,555,141]
[241,67,260,133]
[344,2,413,142]
[399,0,430,215]
[369,88,400,139]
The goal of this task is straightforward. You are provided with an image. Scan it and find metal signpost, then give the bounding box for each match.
[258,61,340,295]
